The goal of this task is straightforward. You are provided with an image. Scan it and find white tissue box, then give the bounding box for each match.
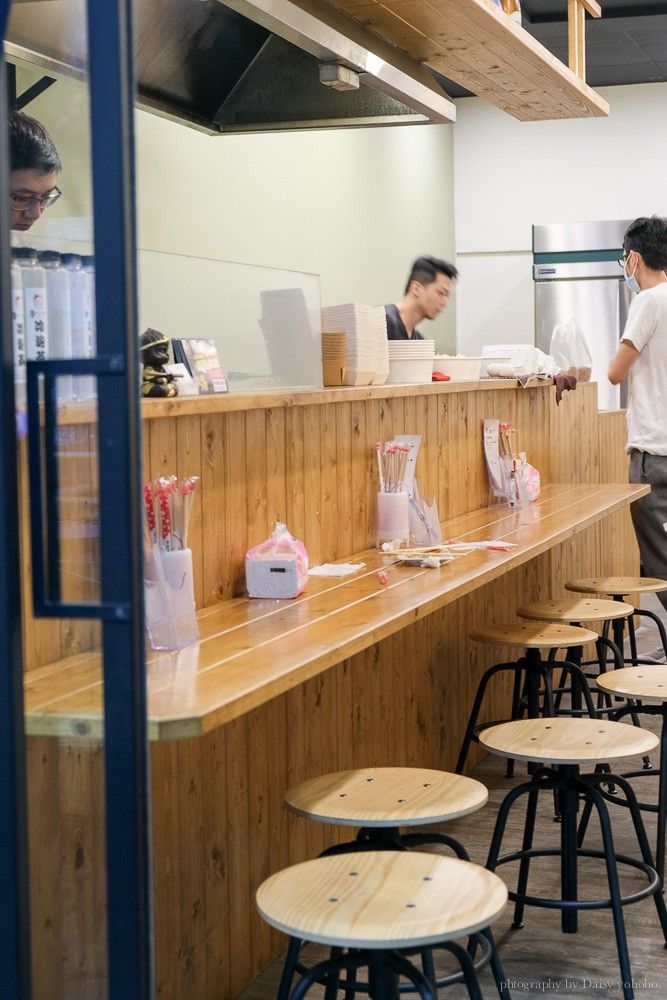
[246,554,306,599]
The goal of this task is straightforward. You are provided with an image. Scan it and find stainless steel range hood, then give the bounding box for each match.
[5,0,455,132]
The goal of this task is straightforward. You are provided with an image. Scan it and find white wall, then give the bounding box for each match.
[135,113,459,351]
[453,83,667,353]
[11,57,459,351]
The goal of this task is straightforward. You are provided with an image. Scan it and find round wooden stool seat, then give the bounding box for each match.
[285,767,487,828]
[566,576,667,597]
[597,664,667,703]
[470,622,598,649]
[479,716,658,764]
[517,597,634,624]
[257,851,508,950]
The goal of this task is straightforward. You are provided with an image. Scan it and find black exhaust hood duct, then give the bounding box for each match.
[5,0,455,131]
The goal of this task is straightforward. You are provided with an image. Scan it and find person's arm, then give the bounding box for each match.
[608,339,639,385]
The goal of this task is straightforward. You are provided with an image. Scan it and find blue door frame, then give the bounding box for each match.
[0,2,153,998]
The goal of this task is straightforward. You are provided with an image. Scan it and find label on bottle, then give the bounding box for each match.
[25,284,49,361]
[11,276,26,380]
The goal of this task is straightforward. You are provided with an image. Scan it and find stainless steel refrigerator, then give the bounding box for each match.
[533,220,633,410]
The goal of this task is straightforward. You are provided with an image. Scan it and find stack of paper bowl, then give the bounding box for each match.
[387,340,435,384]
[321,304,389,386]
[321,332,347,386]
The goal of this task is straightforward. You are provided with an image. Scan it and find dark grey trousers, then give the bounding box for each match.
[629,450,667,612]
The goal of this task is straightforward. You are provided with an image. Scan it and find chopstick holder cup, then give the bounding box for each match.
[376,490,410,547]
[145,544,199,650]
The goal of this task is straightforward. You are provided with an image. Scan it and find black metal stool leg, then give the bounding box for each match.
[657,709,667,884]
[401,830,469,859]
[634,607,667,657]
[288,952,345,1000]
[438,941,484,1000]
[625,611,640,664]
[578,781,635,999]
[278,937,304,1000]
[375,951,436,1000]
[595,770,667,935]
[486,779,539,873]
[480,926,512,1000]
[558,766,580,934]
[512,783,541,929]
[456,660,545,774]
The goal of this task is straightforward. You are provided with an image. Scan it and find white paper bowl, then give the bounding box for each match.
[387,357,434,384]
[432,356,484,380]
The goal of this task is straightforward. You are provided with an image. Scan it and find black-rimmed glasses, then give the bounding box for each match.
[10,186,62,212]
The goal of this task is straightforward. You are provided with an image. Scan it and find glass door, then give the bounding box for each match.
[0,2,152,998]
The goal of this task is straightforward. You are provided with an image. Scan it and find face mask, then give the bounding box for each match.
[624,254,640,294]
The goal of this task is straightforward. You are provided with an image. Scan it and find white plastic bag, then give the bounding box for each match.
[245,522,309,598]
[549,318,593,381]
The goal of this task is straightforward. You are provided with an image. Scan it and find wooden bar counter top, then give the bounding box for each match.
[24,481,647,743]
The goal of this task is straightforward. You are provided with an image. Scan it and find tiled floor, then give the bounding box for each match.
[239,594,667,1000]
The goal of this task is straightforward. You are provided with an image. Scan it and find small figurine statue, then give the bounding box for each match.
[140,327,178,398]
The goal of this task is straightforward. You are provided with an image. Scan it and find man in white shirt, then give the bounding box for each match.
[609,215,667,660]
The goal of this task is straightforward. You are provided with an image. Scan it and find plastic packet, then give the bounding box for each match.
[245,522,309,598]
[549,318,593,381]
[523,463,541,502]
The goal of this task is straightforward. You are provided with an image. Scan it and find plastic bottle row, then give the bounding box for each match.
[11,246,97,404]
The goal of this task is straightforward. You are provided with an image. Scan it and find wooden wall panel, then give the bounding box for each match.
[22,382,619,674]
[28,737,108,1000]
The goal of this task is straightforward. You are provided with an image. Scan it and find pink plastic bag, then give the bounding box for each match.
[245,522,309,599]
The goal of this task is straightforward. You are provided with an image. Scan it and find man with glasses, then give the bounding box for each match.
[609,216,667,661]
[9,109,61,232]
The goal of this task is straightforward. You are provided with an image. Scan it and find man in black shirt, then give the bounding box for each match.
[385,255,458,340]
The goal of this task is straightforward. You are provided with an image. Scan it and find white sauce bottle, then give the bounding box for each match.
[61,252,94,401]
[10,249,27,406]
[39,250,74,402]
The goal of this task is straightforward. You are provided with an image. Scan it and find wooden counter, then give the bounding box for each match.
[24,482,647,743]
[27,380,641,1000]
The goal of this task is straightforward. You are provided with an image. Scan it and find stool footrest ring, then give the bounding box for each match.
[493,847,661,911]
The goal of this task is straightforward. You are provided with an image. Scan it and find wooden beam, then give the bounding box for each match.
[326,0,609,120]
[568,0,602,81]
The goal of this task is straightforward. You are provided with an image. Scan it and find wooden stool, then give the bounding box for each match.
[517,597,635,672]
[480,717,667,1000]
[283,767,508,997]
[565,577,667,664]
[596,665,667,881]
[455,622,598,775]
[516,598,635,711]
[256,850,508,1000]
[285,766,488,854]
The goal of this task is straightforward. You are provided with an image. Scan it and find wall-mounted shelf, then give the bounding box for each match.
[327,0,609,120]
